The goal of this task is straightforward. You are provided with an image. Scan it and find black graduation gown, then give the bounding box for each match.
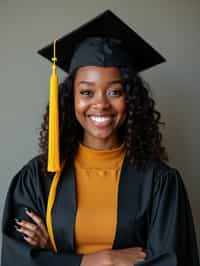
[1,155,199,266]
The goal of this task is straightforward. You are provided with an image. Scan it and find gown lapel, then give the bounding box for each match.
[51,161,77,252]
[113,157,148,249]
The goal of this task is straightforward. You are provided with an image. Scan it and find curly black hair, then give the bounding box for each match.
[38,67,168,176]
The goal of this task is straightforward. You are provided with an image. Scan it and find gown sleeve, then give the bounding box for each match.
[1,160,83,266]
[136,168,199,266]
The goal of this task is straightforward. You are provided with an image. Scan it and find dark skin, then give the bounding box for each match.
[15,66,146,265]
[74,66,127,150]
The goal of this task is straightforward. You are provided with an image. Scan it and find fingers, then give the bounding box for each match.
[15,219,39,236]
[14,209,49,249]
[137,250,146,260]
[15,224,39,247]
[15,219,43,246]
[132,247,146,259]
[128,247,145,252]
[118,246,147,261]
[15,220,49,248]
[120,247,146,255]
[25,209,48,237]
[23,235,38,247]
[130,247,146,260]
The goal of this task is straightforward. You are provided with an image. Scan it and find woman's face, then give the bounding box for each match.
[74,66,127,148]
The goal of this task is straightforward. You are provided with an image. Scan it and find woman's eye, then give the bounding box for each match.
[80,90,93,96]
[108,89,124,96]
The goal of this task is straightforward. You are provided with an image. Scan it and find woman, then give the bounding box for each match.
[1,10,199,266]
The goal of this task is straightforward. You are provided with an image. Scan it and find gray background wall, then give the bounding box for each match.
[0,0,199,257]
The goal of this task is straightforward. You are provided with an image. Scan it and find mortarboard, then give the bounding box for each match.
[38,10,166,74]
[37,10,166,172]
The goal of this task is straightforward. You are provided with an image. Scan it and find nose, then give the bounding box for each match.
[92,91,110,109]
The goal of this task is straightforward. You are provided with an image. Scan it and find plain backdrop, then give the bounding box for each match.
[0,0,199,256]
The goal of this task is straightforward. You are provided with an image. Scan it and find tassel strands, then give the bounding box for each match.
[48,40,61,172]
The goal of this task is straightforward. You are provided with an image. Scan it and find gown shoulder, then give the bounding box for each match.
[135,160,200,266]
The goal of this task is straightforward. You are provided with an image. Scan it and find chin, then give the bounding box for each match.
[89,130,117,141]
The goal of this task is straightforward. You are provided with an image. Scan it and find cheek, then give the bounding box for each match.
[114,99,127,127]
[74,96,88,120]
[115,99,127,117]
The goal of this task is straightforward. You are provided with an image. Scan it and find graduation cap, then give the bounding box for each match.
[38,9,166,172]
[38,9,165,73]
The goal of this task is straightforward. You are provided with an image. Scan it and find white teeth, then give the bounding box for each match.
[90,116,112,123]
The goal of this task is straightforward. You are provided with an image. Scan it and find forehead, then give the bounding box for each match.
[74,66,123,83]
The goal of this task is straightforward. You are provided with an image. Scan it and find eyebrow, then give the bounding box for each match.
[78,79,123,86]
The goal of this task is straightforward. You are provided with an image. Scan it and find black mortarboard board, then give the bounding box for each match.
[38,10,166,74]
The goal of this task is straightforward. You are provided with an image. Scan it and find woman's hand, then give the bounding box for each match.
[81,250,112,266]
[108,247,146,265]
[81,247,146,266]
[15,209,53,250]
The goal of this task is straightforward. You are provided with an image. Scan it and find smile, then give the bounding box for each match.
[87,115,113,127]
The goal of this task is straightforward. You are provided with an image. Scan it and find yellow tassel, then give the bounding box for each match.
[46,160,66,252]
[48,40,61,172]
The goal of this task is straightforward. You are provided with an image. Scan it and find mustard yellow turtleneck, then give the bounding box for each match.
[74,143,126,254]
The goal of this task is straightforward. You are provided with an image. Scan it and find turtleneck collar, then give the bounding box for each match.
[75,143,126,169]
